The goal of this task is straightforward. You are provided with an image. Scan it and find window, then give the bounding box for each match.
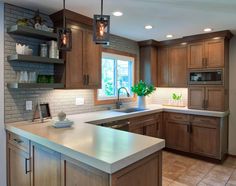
[96,50,135,103]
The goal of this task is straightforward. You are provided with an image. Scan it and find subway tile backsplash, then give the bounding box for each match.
[4,4,139,123]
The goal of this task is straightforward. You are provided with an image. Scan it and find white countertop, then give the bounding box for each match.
[5,104,228,174]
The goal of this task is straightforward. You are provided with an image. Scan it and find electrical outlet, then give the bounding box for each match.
[75,97,85,105]
[26,101,32,111]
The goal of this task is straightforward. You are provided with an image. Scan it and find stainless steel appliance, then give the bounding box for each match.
[188,69,223,85]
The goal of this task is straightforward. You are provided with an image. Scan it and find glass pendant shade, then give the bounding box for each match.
[57,27,72,51]
[93,15,110,45]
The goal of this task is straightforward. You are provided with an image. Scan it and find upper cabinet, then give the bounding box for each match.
[50,10,102,89]
[157,48,169,87]
[188,39,224,69]
[168,45,187,87]
[140,46,158,86]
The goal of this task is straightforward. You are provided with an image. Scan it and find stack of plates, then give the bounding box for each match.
[52,119,74,128]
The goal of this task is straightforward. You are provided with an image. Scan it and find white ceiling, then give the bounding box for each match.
[4,0,236,41]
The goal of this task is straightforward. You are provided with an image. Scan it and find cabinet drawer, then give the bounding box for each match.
[8,132,30,152]
[168,113,189,122]
[191,116,219,127]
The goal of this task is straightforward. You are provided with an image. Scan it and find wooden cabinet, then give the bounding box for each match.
[51,12,101,89]
[62,155,109,186]
[140,46,158,86]
[111,152,162,186]
[188,42,205,69]
[188,86,225,111]
[188,39,224,69]
[129,114,160,137]
[7,145,31,186]
[168,45,188,87]
[190,116,220,158]
[31,143,61,186]
[157,47,169,87]
[165,113,190,152]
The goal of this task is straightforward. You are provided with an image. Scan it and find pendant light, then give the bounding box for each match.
[93,0,110,45]
[57,0,72,51]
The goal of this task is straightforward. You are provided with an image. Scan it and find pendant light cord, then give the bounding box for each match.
[101,0,103,16]
[63,0,66,28]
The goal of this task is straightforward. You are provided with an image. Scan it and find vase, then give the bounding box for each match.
[138,96,146,109]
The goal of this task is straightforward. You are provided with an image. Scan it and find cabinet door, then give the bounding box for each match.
[62,156,109,186]
[129,127,144,135]
[190,116,220,158]
[205,39,224,68]
[188,42,205,69]
[31,143,61,186]
[188,87,205,110]
[205,87,225,111]
[165,121,190,152]
[83,29,102,88]
[65,26,84,88]
[145,121,158,137]
[157,47,169,87]
[168,46,187,87]
[7,145,31,186]
[140,46,158,86]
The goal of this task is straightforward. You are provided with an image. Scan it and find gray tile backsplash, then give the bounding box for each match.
[4,3,139,123]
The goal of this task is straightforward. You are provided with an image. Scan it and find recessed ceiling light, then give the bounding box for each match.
[145,25,153,30]
[113,11,123,17]
[213,37,221,40]
[166,34,173,38]
[181,42,187,45]
[204,28,212,32]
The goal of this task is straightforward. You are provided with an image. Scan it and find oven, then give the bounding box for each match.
[188,69,223,85]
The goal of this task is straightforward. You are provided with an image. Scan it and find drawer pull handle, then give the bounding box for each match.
[25,158,30,174]
[13,138,23,144]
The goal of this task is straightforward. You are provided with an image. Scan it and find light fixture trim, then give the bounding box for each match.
[166,34,173,38]
[145,25,153,30]
[113,11,123,17]
[204,28,213,32]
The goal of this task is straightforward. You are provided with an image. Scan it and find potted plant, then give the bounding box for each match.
[131,80,156,109]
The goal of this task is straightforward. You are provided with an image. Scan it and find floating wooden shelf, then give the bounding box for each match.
[8,54,64,64]
[7,25,57,40]
[7,83,64,89]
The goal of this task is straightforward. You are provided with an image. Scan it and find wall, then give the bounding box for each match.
[0,2,6,186]
[229,36,236,155]
[4,4,139,123]
[147,88,188,106]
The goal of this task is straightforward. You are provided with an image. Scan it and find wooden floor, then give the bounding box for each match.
[163,151,236,186]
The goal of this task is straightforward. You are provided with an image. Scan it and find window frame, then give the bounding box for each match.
[94,48,137,105]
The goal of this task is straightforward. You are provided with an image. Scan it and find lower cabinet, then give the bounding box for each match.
[61,156,109,186]
[31,143,61,186]
[165,121,190,152]
[164,113,227,160]
[7,145,31,186]
[190,116,220,158]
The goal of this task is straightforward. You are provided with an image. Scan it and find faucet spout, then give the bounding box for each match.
[116,87,130,109]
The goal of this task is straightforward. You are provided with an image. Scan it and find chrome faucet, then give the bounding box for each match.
[116,87,130,109]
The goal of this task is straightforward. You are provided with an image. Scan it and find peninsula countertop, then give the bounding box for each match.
[5,104,228,174]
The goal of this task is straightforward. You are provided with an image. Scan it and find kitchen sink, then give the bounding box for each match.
[113,107,148,113]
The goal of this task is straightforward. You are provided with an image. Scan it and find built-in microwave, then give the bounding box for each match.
[188,69,223,85]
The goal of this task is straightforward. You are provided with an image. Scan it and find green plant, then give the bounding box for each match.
[172,93,182,101]
[131,80,156,96]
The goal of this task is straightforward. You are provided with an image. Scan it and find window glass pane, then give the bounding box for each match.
[98,58,115,98]
[117,60,133,96]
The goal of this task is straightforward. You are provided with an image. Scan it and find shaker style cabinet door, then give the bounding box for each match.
[188,42,205,69]
[31,143,61,186]
[205,87,225,111]
[7,145,31,186]
[168,45,187,87]
[188,87,205,110]
[65,26,84,88]
[165,121,190,152]
[83,29,102,88]
[204,39,224,68]
[157,47,169,87]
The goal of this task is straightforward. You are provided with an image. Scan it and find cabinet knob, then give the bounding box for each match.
[13,138,23,144]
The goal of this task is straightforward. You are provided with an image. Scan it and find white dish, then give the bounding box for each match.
[52,119,74,128]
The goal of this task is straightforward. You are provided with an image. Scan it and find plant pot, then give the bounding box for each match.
[137,96,146,109]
